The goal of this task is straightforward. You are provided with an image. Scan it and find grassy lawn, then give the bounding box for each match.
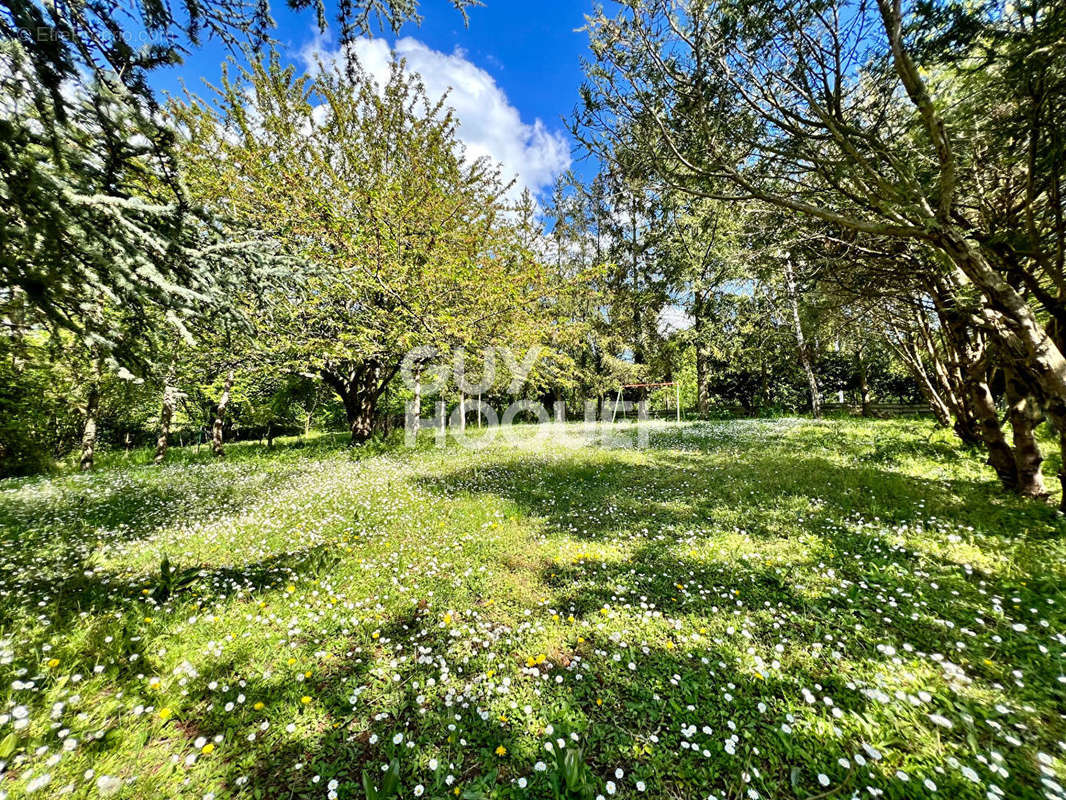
[0,418,1064,799]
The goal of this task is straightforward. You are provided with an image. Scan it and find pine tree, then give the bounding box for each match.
[0,0,474,363]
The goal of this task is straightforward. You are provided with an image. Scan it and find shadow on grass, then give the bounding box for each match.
[31,428,1058,799]
[389,441,1066,796]
[5,422,1066,798]
[0,537,344,657]
[192,571,1056,799]
[418,444,1065,544]
[88,429,402,473]
[0,463,309,635]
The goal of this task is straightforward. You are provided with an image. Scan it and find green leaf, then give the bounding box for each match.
[362,771,378,800]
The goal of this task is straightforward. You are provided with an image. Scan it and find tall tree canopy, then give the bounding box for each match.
[576,0,1066,502]
[0,0,474,361]
[176,53,543,443]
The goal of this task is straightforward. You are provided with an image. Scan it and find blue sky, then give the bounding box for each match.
[155,0,599,198]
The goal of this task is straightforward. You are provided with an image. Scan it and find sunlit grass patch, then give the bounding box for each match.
[1,418,1064,798]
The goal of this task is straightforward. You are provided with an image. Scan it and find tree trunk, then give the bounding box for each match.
[934,358,982,445]
[694,296,710,415]
[344,384,376,445]
[211,370,234,457]
[936,230,1066,504]
[937,302,1019,489]
[784,259,821,418]
[154,367,177,464]
[696,346,709,416]
[924,276,995,448]
[1003,367,1048,498]
[304,395,319,439]
[322,360,399,446]
[631,197,643,365]
[962,361,1018,491]
[412,368,422,431]
[857,352,872,417]
[893,337,955,430]
[80,371,101,471]
[914,370,955,429]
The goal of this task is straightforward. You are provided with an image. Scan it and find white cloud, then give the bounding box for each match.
[658,304,694,335]
[299,35,571,200]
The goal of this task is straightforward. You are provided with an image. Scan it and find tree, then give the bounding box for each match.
[536,176,615,414]
[661,195,744,414]
[1,0,475,363]
[177,53,542,444]
[577,0,1066,503]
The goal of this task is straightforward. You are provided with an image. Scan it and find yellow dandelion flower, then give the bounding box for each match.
[253,702,265,710]
[201,743,215,754]
[46,658,59,668]
[495,745,507,756]
[159,707,172,721]
[301,695,312,704]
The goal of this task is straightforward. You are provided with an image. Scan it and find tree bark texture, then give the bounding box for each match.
[211,370,234,457]
[784,259,821,418]
[80,374,100,471]
[154,365,177,464]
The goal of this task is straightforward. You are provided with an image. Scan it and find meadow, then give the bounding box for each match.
[0,418,1064,799]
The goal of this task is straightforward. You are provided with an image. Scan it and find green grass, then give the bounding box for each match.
[0,418,1064,799]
